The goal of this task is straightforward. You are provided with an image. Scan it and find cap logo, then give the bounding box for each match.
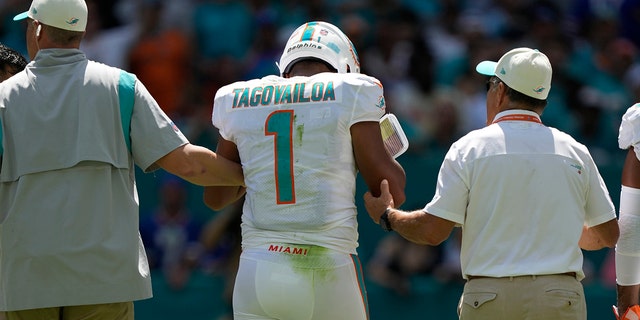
[376,96,385,109]
[533,86,546,94]
[31,8,38,15]
[569,163,582,174]
[499,67,506,75]
[66,17,80,26]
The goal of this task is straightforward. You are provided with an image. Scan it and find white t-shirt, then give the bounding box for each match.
[212,72,386,254]
[425,109,617,280]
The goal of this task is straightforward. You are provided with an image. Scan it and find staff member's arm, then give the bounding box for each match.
[203,137,247,211]
[156,143,245,187]
[578,220,619,250]
[364,179,456,245]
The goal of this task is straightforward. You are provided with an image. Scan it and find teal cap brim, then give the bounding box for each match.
[476,61,497,76]
[13,11,29,21]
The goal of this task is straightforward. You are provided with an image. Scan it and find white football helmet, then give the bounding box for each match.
[278,21,360,76]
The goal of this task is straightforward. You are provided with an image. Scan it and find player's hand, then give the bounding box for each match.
[613,305,640,320]
[363,179,394,224]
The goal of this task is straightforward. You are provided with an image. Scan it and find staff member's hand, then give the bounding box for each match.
[364,179,395,224]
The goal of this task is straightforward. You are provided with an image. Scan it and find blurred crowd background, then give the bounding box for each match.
[1,0,638,318]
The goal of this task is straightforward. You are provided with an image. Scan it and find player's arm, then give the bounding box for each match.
[353,121,457,245]
[351,121,406,206]
[364,179,456,245]
[616,148,640,318]
[155,143,244,187]
[203,136,247,211]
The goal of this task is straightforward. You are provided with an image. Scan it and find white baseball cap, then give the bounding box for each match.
[13,0,87,32]
[476,47,552,100]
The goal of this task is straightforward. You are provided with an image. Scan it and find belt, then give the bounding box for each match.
[467,272,576,280]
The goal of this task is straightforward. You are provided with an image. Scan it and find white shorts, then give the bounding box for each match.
[233,243,369,320]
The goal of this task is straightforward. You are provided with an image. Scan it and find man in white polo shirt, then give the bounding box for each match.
[363,47,619,319]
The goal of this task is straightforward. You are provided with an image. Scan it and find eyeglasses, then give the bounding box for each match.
[486,77,501,91]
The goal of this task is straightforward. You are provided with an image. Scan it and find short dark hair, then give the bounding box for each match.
[0,43,27,75]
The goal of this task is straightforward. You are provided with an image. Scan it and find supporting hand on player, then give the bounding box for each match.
[363,179,395,224]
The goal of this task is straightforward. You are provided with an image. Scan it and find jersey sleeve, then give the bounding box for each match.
[212,83,234,142]
[619,103,640,156]
[212,77,268,143]
[344,74,386,126]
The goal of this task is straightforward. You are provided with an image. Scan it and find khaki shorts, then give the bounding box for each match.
[2,302,133,320]
[458,274,586,320]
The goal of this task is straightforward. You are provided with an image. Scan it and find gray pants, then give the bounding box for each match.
[458,274,586,320]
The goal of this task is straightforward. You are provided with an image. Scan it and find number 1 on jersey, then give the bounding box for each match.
[265,110,296,204]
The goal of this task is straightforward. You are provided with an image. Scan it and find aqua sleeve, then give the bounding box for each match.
[118,70,136,153]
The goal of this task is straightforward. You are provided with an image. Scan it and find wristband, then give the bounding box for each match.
[379,208,393,232]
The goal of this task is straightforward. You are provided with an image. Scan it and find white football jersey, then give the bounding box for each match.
[212,72,386,254]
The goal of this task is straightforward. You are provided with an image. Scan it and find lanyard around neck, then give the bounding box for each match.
[492,114,542,124]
